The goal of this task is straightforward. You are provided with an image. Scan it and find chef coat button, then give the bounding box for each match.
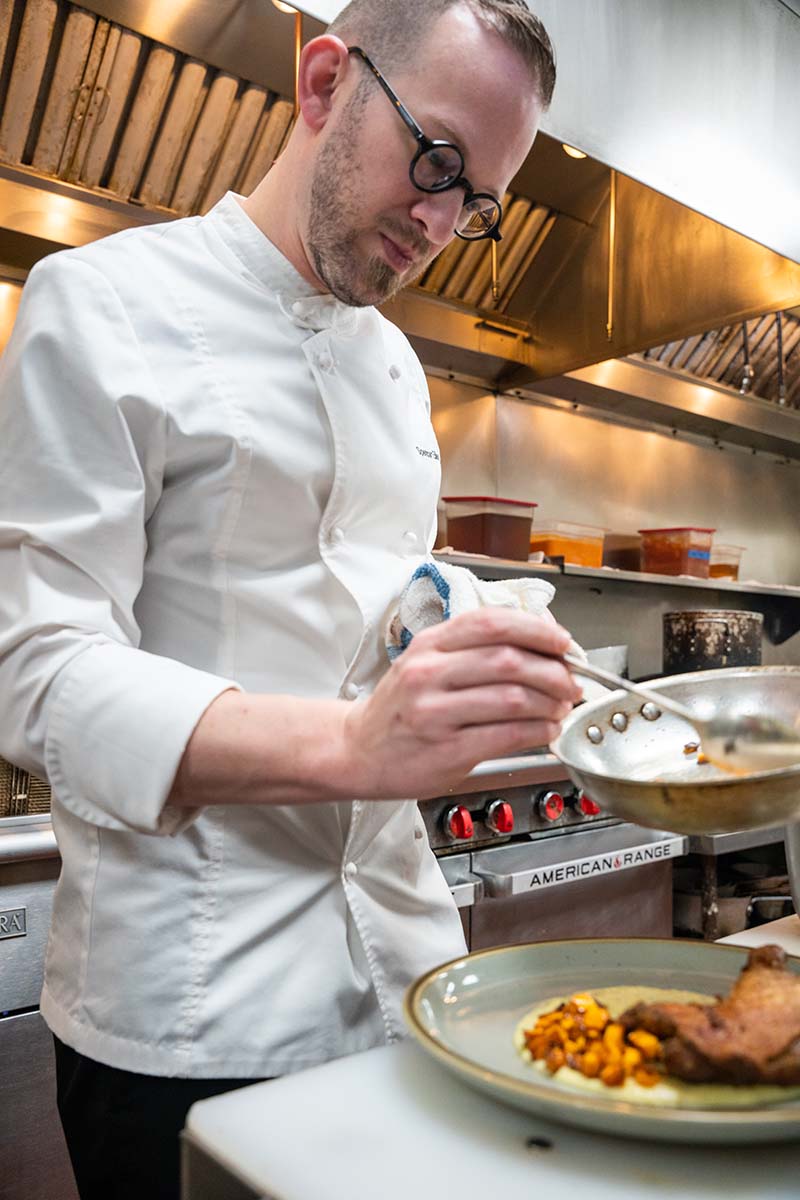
[329,526,345,544]
[344,861,358,881]
[316,351,335,373]
[292,300,305,314]
[343,681,361,700]
[389,364,402,381]
[414,826,424,841]
[402,530,419,550]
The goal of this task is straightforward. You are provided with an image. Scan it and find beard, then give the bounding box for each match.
[307,103,434,306]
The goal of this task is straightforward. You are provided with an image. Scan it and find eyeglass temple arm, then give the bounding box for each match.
[348,46,502,242]
[347,47,427,146]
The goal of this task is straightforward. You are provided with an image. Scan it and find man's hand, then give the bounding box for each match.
[342,608,582,800]
[169,608,581,808]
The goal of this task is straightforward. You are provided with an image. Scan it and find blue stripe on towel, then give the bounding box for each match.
[387,562,453,659]
[411,562,452,620]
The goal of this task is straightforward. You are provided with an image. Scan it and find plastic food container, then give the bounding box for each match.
[639,527,715,578]
[442,496,537,561]
[602,532,641,571]
[529,520,605,567]
[709,543,745,580]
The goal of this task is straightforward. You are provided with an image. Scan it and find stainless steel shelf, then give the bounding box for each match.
[432,551,559,580]
[433,552,800,643]
[561,563,800,598]
[686,826,787,857]
[435,550,800,598]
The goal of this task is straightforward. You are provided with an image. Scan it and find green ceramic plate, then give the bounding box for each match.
[403,938,800,1144]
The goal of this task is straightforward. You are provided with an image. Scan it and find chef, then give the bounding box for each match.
[0,2,575,1197]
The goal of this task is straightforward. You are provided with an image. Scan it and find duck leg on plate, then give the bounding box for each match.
[619,945,800,1085]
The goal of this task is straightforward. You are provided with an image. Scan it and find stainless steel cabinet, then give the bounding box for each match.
[0,820,78,1199]
[0,1010,78,1200]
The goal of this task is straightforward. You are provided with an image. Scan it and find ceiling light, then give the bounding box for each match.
[562,143,587,159]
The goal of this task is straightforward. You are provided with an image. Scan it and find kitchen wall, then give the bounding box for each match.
[0,281,22,351]
[429,374,800,675]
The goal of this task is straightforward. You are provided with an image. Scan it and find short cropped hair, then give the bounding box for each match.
[329,0,556,108]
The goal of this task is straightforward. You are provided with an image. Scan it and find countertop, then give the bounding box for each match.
[183,920,800,1200]
[718,913,800,954]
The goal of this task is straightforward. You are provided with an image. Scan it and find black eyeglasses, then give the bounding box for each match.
[348,47,503,242]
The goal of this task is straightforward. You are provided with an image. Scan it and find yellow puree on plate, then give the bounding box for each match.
[514,987,800,1109]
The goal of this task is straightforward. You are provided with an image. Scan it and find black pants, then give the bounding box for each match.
[53,1035,269,1200]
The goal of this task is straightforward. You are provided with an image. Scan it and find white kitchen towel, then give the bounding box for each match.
[385,559,558,660]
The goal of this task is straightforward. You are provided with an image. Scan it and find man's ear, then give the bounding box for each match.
[297,36,352,132]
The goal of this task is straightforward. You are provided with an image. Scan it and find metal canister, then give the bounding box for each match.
[662,610,763,674]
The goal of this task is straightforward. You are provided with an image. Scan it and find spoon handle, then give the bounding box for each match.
[562,652,696,725]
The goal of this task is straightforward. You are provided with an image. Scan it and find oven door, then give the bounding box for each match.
[0,817,78,1199]
[465,824,686,950]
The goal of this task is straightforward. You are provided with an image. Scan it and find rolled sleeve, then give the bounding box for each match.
[45,642,237,834]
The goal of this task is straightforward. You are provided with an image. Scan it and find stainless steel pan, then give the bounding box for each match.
[552,665,800,835]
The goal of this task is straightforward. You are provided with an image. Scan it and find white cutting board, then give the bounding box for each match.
[721,914,800,956]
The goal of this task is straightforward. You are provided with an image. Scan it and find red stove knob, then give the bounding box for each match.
[443,805,474,841]
[485,799,514,834]
[577,791,602,817]
[538,791,564,822]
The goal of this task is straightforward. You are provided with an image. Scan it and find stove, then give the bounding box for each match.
[420,751,685,950]
[419,750,606,853]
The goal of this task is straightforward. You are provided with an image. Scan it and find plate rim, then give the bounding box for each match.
[403,937,800,1129]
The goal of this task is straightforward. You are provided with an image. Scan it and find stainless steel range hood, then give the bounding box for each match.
[1,0,799,410]
[291,0,800,266]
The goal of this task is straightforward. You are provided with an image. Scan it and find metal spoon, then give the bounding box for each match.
[563,652,800,774]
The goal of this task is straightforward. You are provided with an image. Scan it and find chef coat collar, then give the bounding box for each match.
[210,192,361,336]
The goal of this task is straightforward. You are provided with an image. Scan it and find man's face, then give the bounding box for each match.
[306,7,544,307]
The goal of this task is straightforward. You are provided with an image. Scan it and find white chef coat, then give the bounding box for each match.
[0,192,466,1077]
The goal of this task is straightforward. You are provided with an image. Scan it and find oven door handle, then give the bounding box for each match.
[473,833,687,898]
[448,875,485,909]
[0,826,58,864]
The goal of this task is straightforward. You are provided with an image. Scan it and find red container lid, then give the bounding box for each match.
[638,527,716,534]
[442,495,538,508]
